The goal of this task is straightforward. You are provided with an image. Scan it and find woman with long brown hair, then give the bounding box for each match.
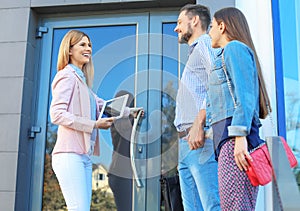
[207,7,271,210]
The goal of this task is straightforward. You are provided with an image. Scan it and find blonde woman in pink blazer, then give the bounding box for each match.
[50,30,121,211]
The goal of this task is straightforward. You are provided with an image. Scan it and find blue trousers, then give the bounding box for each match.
[178,139,220,211]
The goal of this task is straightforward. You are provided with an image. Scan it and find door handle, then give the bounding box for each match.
[130,110,144,188]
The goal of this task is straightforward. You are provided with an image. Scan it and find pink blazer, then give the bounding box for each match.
[50,65,104,156]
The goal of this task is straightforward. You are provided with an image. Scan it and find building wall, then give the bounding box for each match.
[0,1,32,210]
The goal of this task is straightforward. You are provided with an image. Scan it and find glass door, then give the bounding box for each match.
[31,11,185,211]
[45,26,140,211]
[31,13,148,211]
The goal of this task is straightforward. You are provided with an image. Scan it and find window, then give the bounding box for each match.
[277,0,300,189]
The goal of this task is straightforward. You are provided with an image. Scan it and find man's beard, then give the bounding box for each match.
[179,23,193,44]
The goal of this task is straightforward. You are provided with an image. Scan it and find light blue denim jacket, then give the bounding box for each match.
[206,40,261,137]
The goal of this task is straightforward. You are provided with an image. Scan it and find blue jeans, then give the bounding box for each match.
[178,139,220,211]
[52,153,92,211]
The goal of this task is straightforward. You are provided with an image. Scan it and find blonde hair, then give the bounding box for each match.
[57,30,94,88]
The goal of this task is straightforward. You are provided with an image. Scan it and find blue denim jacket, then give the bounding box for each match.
[206,40,261,137]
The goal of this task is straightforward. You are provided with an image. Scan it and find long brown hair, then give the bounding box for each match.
[214,7,271,119]
[57,30,94,88]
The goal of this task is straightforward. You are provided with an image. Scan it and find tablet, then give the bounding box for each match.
[99,94,129,119]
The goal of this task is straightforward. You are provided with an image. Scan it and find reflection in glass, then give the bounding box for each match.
[285,80,300,191]
[281,3,300,190]
[161,23,180,177]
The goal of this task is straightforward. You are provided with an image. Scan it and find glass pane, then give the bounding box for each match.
[266,136,300,209]
[281,1,300,191]
[161,23,180,176]
[43,25,136,211]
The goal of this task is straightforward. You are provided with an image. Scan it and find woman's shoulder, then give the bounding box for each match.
[59,65,75,74]
[224,41,255,62]
[225,40,253,54]
[55,65,76,78]
[52,65,77,85]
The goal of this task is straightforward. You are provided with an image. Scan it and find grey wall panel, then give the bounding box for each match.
[0,192,15,211]
[0,8,30,42]
[0,43,27,77]
[0,0,29,9]
[0,153,18,191]
[0,77,23,113]
[31,0,66,7]
[0,115,20,152]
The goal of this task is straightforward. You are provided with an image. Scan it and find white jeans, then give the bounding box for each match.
[52,153,92,211]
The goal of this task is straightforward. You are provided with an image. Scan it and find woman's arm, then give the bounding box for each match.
[225,41,258,171]
[50,69,95,133]
[224,42,258,137]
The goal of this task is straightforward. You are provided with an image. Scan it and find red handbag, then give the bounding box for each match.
[246,136,298,186]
